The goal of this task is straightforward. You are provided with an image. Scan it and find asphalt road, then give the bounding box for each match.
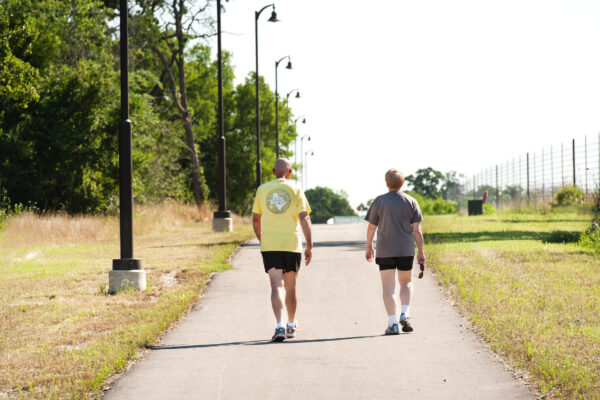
[104,223,535,400]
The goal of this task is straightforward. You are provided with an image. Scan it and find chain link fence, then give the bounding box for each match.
[460,134,600,210]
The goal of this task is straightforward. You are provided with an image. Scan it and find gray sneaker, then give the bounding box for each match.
[272,327,286,342]
[385,323,400,335]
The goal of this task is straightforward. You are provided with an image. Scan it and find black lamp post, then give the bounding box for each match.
[286,88,301,100]
[255,4,278,187]
[300,134,310,189]
[304,150,314,190]
[293,115,306,171]
[212,0,232,231]
[110,0,144,293]
[275,56,292,159]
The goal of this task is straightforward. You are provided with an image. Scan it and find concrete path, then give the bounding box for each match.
[104,223,535,400]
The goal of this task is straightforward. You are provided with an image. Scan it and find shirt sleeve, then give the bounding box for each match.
[251,189,262,214]
[365,199,379,225]
[411,200,423,224]
[296,189,311,215]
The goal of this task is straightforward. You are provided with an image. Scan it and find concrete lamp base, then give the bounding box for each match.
[212,211,233,232]
[212,217,233,232]
[109,269,146,294]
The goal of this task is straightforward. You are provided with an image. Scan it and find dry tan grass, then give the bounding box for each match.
[0,203,253,399]
[1,202,250,248]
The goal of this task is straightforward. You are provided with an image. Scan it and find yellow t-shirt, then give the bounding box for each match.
[252,178,311,253]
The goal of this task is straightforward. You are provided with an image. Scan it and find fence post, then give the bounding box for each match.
[473,175,476,199]
[542,148,545,204]
[495,165,499,209]
[550,145,554,197]
[585,135,588,196]
[527,152,530,206]
[572,138,576,186]
[533,152,537,206]
[561,142,564,187]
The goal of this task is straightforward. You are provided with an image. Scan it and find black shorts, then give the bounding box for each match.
[375,256,414,271]
[261,251,302,274]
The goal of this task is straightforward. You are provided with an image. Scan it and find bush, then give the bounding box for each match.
[406,192,458,215]
[483,204,496,215]
[554,186,584,206]
[579,220,600,251]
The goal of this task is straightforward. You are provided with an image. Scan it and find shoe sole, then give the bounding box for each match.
[272,335,286,342]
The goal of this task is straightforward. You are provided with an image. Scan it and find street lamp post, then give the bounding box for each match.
[304,150,314,190]
[293,115,305,172]
[300,134,310,189]
[109,0,145,293]
[212,0,232,232]
[286,88,300,100]
[255,4,278,187]
[275,56,292,159]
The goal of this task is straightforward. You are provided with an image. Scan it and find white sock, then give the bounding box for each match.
[388,315,397,326]
[287,320,296,327]
[276,322,284,329]
[401,305,410,317]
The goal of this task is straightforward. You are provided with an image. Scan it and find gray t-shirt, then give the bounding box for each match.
[364,191,423,257]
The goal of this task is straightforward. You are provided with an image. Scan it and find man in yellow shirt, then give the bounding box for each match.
[252,158,313,342]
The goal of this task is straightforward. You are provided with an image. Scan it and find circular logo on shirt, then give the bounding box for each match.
[266,188,292,214]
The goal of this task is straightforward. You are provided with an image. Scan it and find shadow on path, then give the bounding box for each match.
[146,335,381,350]
[424,230,581,244]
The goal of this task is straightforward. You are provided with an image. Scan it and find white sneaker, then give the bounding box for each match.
[286,321,299,338]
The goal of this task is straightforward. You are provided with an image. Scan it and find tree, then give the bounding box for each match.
[406,167,444,199]
[132,0,216,207]
[305,186,356,223]
[441,171,461,201]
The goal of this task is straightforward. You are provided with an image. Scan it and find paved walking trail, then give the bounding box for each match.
[104,223,535,400]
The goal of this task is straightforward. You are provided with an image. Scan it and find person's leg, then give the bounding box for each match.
[283,271,298,324]
[397,269,413,313]
[397,269,414,332]
[379,269,397,323]
[268,268,285,325]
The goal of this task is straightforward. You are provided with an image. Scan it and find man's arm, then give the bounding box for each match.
[253,213,262,243]
[412,222,426,265]
[365,223,377,262]
[298,211,313,265]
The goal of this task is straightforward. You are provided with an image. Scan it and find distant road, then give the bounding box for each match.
[104,223,535,400]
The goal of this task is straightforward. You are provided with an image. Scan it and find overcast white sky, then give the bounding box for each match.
[212,0,600,206]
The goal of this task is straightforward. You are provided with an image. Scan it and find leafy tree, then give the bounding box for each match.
[219,73,296,215]
[406,167,444,199]
[305,186,356,223]
[131,0,215,207]
[441,171,461,201]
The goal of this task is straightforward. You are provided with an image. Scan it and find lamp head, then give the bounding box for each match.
[302,117,306,123]
[286,60,292,69]
[268,10,279,22]
[295,91,300,98]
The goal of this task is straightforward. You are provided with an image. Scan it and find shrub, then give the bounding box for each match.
[554,186,584,206]
[405,192,458,216]
[483,204,496,215]
[579,220,600,251]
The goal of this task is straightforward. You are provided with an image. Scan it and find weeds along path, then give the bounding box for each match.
[425,212,599,400]
[0,206,253,399]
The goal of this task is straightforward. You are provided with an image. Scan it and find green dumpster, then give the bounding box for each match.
[468,200,483,216]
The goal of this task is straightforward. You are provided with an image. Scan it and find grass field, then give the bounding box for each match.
[0,204,253,399]
[424,211,599,399]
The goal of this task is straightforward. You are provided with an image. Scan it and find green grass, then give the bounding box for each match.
[424,212,599,399]
[0,210,253,399]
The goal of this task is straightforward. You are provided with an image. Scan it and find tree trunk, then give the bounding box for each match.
[183,113,204,206]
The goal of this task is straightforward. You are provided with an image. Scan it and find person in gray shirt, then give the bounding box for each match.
[365,169,426,335]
